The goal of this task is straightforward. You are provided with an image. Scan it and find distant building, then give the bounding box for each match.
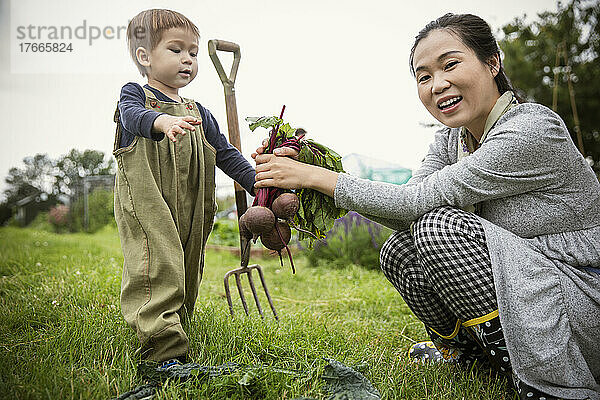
[14,192,49,226]
[342,153,412,185]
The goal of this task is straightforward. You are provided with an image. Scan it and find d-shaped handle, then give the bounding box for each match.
[208,39,241,88]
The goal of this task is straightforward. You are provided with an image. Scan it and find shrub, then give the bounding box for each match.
[27,211,54,232]
[208,218,240,247]
[303,212,392,270]
[0,203,12,226]
[70,189,115,233]
[48,204,70,232]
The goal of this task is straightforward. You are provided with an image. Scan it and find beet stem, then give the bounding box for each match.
[289,220,319,240]
[285,245,295,274]
[274,222,295,274]
[267,106,286,154]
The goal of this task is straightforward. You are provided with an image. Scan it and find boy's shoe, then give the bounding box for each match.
[139,358,241,384]
[113,383,157,400]
[138,358,192,383]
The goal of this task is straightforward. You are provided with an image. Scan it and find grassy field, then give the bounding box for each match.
[0,226,512,399]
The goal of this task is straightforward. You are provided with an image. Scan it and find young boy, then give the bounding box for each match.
[113,9,255,377]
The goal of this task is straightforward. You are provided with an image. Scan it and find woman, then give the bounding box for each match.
[253,13,600,400]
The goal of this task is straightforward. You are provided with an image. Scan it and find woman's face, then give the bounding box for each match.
[412,29,500,137]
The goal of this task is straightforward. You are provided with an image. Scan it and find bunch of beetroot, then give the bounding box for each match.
[242,106,346,273]
[240,106,306,273]
[239,192,301,273]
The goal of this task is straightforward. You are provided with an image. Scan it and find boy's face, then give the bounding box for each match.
[144,27,199,91]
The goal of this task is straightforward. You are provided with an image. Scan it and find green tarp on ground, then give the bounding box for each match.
[113,358,381,400]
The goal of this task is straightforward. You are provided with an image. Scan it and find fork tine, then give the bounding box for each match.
[234,272,250,316]
[223,271,235,318]
[246,270,264,318]
[255,265,279,321]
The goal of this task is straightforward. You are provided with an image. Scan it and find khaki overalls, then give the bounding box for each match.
[113,88,216,362]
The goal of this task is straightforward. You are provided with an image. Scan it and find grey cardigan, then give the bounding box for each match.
[334,103,600,399]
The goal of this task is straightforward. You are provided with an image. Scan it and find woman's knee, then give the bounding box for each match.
[380,231,411,274]
[379,230,424,295]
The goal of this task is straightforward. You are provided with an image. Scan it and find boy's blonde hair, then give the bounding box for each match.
[127,9,200,76]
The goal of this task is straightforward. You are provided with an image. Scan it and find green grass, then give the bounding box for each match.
[0,226,512,399]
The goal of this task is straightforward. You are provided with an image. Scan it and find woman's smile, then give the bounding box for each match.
[437,95,463,113]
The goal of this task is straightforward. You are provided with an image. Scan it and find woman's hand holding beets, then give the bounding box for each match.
[253,145,339,197]
[252,138,305,189]
[254,153,312,190]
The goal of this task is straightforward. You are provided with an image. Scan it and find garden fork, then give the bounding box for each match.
[223,237,279,320]
[208,39,279,320]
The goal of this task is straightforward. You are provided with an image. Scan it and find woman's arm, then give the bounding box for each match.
[255,106,568,229]
[254,154,411,231]
[333,107,567,225]
[253,127,451,195]
[254,126,453,230]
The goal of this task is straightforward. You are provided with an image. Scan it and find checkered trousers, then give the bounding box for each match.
[379,206,497,336]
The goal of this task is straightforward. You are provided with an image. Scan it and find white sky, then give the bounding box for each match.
[0,0,558,200]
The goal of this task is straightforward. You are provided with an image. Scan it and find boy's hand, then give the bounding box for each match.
[251,129,306,160]
[153,115,201,143]
[251,135,303,160]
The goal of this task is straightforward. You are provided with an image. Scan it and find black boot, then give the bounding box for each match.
[466,316,560,400]
[512,377,561,400]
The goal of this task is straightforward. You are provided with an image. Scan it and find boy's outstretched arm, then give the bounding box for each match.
[118,82,165,141]
[118,82,200,144]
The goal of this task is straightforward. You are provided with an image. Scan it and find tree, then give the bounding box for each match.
[1,154,57,225]
[53,149,115,197]
[3,154,55,205]
[499,0,600,174]
[1,149,115,225]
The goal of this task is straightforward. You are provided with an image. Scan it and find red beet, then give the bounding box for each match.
[241,206,276,236]
[238,214,253,240]
[271,192,300,220]
[260,221,291,251]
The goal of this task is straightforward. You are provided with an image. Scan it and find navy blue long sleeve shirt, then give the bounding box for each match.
[117,82,255,195]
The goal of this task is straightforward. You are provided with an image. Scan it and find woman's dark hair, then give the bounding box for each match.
[409,13,522,102]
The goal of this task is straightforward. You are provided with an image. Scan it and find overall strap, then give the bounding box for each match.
[142,87,157,100]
